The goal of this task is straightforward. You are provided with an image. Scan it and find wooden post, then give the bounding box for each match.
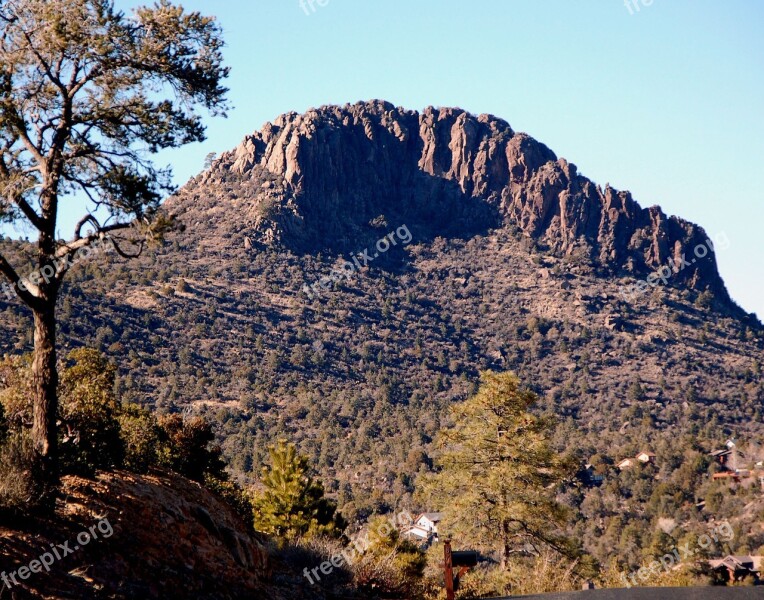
[444,539,455,600]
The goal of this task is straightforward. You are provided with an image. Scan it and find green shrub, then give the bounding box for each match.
[0,350,124,476]
[203,474,254,527]
[0,355,34,428]
[0,348,242,519]
[695,290,714,310]
[0,400,7,443]
[350,516,427,597]
[156,414,227,482]
[455,552,584,598]
[0,431,44,516]
[251,440,344,540]
[118,404,160,473]
[58,349,124,475]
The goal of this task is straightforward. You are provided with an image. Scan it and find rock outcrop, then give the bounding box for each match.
[173,100,732,306]
[0,470,269,599]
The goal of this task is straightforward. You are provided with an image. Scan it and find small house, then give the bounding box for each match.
[617,458,636,470]
[415,513,442,535]
[618,451,656,470]
[709,556,762,584]
[710,448,733,468]
[402,512,443,543]
[579,464,605,487]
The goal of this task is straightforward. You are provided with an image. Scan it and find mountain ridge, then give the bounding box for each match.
[169,100,740,315]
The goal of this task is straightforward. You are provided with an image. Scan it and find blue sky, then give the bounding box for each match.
[63,1,764,318]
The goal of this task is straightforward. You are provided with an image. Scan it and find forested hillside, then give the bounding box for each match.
[1,102,763,572]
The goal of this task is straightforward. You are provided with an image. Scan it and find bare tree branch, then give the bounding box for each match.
[0,252,42,309]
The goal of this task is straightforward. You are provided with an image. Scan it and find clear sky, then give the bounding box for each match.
[62,1,764,318]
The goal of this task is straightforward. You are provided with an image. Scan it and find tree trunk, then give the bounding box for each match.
[501,519,511,570]
[31,300,59,491]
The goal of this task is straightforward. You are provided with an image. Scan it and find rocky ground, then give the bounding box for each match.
[0,470,269,599]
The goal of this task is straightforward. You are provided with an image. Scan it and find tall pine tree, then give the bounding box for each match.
[0,0,229,497]
[422,371,581,569]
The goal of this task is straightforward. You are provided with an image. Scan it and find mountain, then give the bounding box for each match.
[0,101,762,526]
[179,100,736,308]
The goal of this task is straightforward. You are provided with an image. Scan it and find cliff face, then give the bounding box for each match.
[173,100,731,305]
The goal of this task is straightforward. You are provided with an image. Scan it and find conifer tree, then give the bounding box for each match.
[252,440,343,539]
[422,371,582,569]
[0,0,229,495]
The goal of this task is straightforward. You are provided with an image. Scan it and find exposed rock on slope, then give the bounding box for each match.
[0,470,268,599]
[175,100,733,308]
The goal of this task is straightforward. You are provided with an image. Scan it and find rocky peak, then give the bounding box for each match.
[172,100,735,309]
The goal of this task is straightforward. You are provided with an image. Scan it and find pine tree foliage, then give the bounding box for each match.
[423,371,582,569]
[0,0,229,491]
[252,439,343,540]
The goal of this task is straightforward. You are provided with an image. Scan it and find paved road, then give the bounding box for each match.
[506,588,763,600]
